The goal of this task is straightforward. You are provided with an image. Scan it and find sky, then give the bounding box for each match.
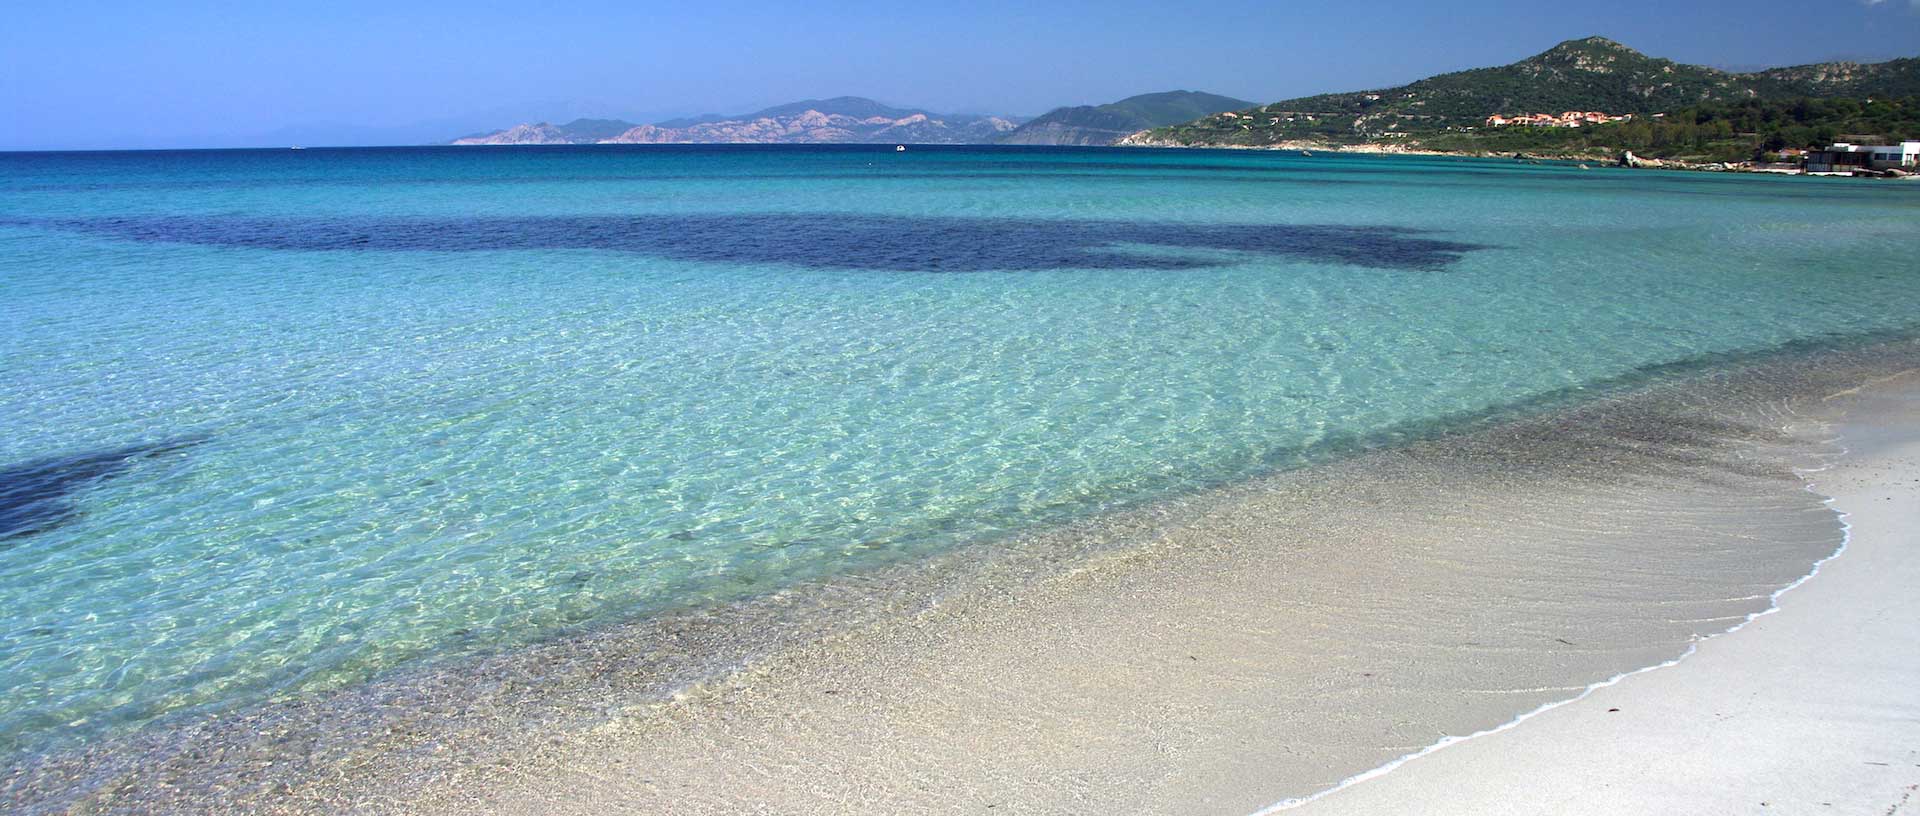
[2,0,1917,150]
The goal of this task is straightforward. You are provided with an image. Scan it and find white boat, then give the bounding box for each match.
[895,145,906,152]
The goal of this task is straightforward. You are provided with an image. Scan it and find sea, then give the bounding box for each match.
[2,144,1917,774]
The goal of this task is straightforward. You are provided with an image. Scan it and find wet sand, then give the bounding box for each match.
[1285,370,1920,815]
[378,347,1919,816]
[9,342,1917,815]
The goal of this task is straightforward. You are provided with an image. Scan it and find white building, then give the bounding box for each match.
[1805,141,1920,173]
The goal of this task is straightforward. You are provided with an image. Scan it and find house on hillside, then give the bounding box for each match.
[1484,111,1632,128]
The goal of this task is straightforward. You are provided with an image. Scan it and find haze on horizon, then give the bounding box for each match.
[3,0,1917,151]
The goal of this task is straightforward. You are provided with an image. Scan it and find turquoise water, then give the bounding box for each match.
[1,146,1916,756]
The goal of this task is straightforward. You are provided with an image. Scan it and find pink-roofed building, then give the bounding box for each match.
[1486,111,1632,128]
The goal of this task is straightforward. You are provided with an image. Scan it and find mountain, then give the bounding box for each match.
[543,118,648,142]
[605,97,1022,144]
[451,98,1023,145]
[450,117,640,145]
[1128,37,1920,148]
[656,97,930,128]
[998,91,1254,146]
[1747,57,1920,99]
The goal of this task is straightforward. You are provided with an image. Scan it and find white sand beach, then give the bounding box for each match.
[1287,371,1920,816]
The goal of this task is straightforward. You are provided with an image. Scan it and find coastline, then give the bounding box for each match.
[1286,368,1920,815]
[1114,136,1920,177]
[8,339,1919,814]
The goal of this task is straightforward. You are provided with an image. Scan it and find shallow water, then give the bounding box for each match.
[1,145,1917,760]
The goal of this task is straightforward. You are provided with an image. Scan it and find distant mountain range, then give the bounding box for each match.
[450,97,1024,145]
[449,118,640,145]
[1128,37,1920,148]
[997,91,1253,146]
[446,91,1258,146]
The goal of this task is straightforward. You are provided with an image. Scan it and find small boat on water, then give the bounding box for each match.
[1300,150,1312,157]
[895,145,906,152]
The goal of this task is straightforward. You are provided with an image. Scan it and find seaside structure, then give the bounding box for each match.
[1804,141,1920,173]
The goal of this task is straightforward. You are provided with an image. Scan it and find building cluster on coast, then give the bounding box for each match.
[1802,140,1920,174]
[1481,110,1920,176]
[1617,139,1919,177]
[1484,111,1636,128]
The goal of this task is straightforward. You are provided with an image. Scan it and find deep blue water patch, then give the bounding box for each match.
[31,214,1485,271]
[0,439,202,542]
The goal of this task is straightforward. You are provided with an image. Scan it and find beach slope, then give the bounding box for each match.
[1289,372,1920,815]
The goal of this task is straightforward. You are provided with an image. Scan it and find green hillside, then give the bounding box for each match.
[1137,37,1920,155]
[1001,91,1252,145]
[1420,96,1920,162]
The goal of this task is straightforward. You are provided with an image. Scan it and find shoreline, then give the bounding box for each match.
[1286,368,1920,815]
[8,338,1920,814]
[386,342,1920,814]
[1116,137,1920,178]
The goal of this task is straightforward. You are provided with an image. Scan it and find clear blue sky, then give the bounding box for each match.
[3,0,1917,150]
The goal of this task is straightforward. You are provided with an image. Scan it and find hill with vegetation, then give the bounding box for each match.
[1127,37,1920,160]
[999,91,1254,145]
[1417,96,1920,163]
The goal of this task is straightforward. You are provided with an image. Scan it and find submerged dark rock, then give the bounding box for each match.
[0,438,203,541]
[41,213,1486,272]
